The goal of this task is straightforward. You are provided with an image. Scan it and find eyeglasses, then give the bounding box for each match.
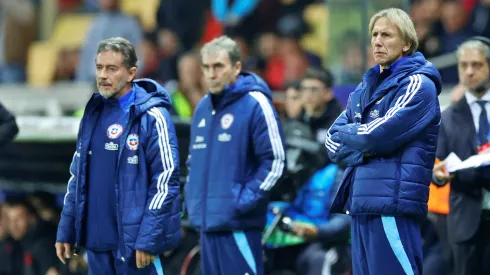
[299,86,325,93]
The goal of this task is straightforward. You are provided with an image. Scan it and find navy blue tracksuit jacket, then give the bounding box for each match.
[185,71,286,275]
[325,52,442,275]
[56,79,182,263]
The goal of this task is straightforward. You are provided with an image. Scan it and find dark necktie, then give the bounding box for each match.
[478,100,489,145]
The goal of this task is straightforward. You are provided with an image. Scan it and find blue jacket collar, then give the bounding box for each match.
[86,79,173,117]
[208,71,272,109]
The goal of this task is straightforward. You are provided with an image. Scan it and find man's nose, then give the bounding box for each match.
[98,69,108,79]
[209,68,217,78]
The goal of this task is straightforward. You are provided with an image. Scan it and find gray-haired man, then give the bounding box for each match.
[184,35,286,275]
[55,37,182,275]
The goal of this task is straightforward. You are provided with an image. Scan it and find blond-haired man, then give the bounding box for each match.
[326,8,442,274]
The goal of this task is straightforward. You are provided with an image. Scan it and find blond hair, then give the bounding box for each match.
[368,8,419,55]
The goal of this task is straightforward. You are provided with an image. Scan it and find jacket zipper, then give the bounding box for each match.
[74,116,85,255]
[74,142,81,254]
[393,154,402,206]
[114,106,134,261]
[202,109,216,229]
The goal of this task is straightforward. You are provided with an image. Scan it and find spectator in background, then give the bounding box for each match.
[411,0,443,59]
[340,30,364,84]
[156,0,205,52]
[292,167,352,275]
[5,197,59,275]
[0,202,22,275]
[439,0,474,84]
[76,0,143,82]
[433,38,490,275]
[297,68,342,147]
[27,191,60,228]
[0,0,36,83]
[469,0,490,38]
[154,29,181,85]
[170,53,207,119]
[264,35,314,90]
[282,80,303,121]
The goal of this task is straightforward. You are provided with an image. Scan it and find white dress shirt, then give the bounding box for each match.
[465,91,490,210]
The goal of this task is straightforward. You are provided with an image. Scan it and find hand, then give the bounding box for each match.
[292,223,319,239]
[45,267,61,275]
[136,250,155,269]
[433,161,453,182]
[55,242,73,265]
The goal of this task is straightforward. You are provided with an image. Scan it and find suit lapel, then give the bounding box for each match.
[453,97,478,155]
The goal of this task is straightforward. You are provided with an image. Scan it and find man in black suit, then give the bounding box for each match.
[434,37,490,275]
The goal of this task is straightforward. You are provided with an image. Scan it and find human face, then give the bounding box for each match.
[6,206,33,241]
[300,78,332,115]
[371,17,410,70]
[201,50,241,94]
[284,87,303,119]
[457,48,490,92]
[95,50,136,99]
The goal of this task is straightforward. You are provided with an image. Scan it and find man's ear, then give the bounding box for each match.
[324,88,333,102]
[234,61,242,78]
[402,42,411,54]
[128,67,137,82]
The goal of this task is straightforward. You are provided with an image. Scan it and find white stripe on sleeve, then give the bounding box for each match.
[250,91,285,191]
[324,111,345,153]
[147,107,175,210]
[63,151,78,205]
[358,74,423,135]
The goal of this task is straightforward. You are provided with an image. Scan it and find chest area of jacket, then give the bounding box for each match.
[349,84,400,125]
[191,106,252,153]
[80,117,146,167]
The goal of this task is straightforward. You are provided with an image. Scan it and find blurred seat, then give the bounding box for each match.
[301,4,329,65]
[50,14,95,49]
[26,41,59,87]
[120,0,160,32]
[26,14,95,86]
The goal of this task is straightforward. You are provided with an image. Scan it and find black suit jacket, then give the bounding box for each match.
[437,96,490,243]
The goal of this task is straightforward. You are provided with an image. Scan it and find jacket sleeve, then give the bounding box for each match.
[135,107,181,255]
[235,92,286,214]
[325,97,364,167]
[317,214,352,245]
[432,118,450,186]
[56,151,78,243]
[0,103,18,145]
[337,74,439,155]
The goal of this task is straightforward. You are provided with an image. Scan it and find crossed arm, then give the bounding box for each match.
[325,74,439,166]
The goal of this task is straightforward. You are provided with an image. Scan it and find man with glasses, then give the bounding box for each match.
[297,68,342,147]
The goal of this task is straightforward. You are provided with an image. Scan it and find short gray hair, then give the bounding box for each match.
[456,40,490,60]
[200,35,242,64]
[369,8,419,55]
[97,37,138,69]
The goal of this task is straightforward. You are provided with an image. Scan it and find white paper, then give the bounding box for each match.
[445,152,490,173]
[444,152,462,172]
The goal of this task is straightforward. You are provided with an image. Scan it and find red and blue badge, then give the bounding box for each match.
[126,134,139,150]
[107,124,124,139]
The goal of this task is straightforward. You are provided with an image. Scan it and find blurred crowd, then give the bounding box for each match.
[411,0,490,83]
